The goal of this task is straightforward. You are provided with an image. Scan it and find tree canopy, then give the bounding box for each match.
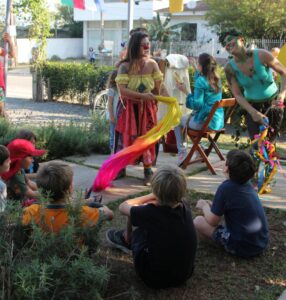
[14,0,51,62]
[204,0,286,39]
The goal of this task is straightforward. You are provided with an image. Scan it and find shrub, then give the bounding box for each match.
[0,200,109,299]
[0,114,110,159]
[40,62,113,105]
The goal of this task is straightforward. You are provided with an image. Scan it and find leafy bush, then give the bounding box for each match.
[0,113,110,159]
[40,62,113,105]
[0,200,109,299]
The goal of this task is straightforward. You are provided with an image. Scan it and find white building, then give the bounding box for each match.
[74,0,171,57]
[74,0,228,59]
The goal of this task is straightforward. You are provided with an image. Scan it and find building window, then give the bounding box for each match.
[181,23,197,41]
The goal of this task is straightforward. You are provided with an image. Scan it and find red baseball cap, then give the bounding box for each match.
[1,139,46,181]
[7,139,46,158]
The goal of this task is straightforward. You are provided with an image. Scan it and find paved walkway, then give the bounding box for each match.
[6,70,90,125]
[64,149,286,210]
[4,69,286,210]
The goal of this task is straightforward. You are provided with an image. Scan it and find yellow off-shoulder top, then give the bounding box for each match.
[115,71,163,93]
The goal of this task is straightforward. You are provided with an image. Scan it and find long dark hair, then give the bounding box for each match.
[198,53,220,93]
[120,32,149,73]
[107,70,118,89]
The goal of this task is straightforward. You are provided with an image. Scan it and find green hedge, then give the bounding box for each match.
[0,115,110,160]
[40,62,114,105]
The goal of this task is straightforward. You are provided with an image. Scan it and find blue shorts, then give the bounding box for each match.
[212,225,236,255]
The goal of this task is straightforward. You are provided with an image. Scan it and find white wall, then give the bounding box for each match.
[17,38,83,63]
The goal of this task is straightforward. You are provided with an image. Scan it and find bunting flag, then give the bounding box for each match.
[60,0,105,11]
[277,43,286,67]
[92,96,182,191]
[169,0,184,13]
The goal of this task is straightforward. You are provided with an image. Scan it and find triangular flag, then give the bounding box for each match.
[169,0,184,13]
[85,0,98,11]
[74,0,85,9]
[60,0,73,7]
[95,0,106,11]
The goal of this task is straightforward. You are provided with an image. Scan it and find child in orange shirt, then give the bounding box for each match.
[22,161,113,233]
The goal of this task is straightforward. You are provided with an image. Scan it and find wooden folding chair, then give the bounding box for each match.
[181,98,237,174]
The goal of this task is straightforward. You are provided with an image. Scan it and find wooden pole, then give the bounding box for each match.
[4,0,12,97]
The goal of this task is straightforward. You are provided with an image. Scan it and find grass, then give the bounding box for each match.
[98,190,286,300]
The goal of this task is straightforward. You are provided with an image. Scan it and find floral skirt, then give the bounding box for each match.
[115,98,157,166]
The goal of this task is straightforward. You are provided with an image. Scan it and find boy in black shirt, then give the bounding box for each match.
[194,149,269,258]
[106,165,197,289]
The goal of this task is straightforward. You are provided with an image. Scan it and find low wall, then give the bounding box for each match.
[16,38,84,63]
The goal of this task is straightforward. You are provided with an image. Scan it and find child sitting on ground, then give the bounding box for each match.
[22,161,113,233]
[1,139,45,202]
[16,129,39,177]
[0,145,10,211]
[194,149,269,258]
[106,165,197,289]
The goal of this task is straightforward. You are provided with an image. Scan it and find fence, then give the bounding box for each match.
[250,39,286,51]
[151,38,286,61]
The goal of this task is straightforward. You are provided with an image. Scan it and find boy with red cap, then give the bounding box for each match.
[1,139,45,202]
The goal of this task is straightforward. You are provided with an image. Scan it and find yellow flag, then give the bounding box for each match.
[169,0,184,13]
[277,44,286,67]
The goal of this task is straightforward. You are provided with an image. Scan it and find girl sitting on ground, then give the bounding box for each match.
[175,53,223,165]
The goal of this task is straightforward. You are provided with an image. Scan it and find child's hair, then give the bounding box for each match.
[0,145,9,165]
[226,149,256,184]
[16,129,37,142]
[107,70,118,89]
[151,165,186,206]
[198,53,220,93]
[36,161,73,202]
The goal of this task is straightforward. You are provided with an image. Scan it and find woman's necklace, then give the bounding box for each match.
[137,59,147,93]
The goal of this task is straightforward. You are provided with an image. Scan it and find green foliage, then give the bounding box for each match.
[40,62,113,105]
[0,200,109,299]
[14,0,52,63]
[204,0,286,39]
[0,114,110,159]
[148,12,179,49]
[53,6,83,38]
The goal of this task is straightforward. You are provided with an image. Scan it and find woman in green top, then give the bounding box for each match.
[219,29,286,141]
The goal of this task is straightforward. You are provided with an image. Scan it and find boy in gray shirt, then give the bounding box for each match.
[0,145,10,211]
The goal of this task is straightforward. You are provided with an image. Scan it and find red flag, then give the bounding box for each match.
[74,0,85,9]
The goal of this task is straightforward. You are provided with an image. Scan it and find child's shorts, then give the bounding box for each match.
[212,225,236,255]
[0,87,5,103]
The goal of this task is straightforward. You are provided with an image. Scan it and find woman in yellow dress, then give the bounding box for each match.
[115,32,163,185]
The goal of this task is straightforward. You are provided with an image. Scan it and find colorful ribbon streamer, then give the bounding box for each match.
[92,96,182,191]
[250,120,279,195]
